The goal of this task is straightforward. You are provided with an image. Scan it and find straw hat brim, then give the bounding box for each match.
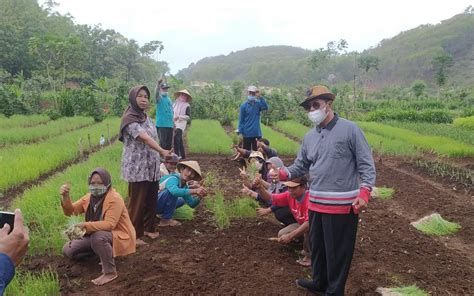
[174,89,192,101]
[177,161,202,180]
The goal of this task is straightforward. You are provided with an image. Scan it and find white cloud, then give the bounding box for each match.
[43,0,473,73]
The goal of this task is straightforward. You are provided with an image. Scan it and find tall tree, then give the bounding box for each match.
[432,51,453,96]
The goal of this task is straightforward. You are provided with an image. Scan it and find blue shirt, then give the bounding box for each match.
[238,97,268,137]
[155,88,174,128]
[159,173,200,208]
[0,253,15,295]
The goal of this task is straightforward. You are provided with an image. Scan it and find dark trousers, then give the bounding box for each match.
[309,210,358,296]
[63,231,115,274]
[128,181,159,238]
[273,206,297,226]
[243,137,258,151]
[173,128,186,159]
[157,127,173,150]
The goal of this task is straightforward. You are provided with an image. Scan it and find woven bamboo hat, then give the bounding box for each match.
[174,89,192,101]
[177,161,202,181]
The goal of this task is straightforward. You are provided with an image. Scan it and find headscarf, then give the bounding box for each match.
[173,94,190,118]
[119,85,151,142]
[85,167,112,222]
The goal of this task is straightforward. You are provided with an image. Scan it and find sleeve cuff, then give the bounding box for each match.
[0,253,15,288]
[359,187,371,203]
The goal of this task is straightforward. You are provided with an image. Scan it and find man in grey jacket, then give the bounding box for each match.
[278,86,376,295]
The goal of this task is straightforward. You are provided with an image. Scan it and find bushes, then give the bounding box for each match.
[367,109,453,123]
[453,116,474,130]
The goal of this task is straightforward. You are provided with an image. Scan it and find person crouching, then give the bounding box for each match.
[60,168,136,286]
[156,161,207,226]
[255,175,311,267]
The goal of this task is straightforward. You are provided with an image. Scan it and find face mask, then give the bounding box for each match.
[308,107,328,125]
[89,185,108,197]
[254,161,263,170]
[161,92,168,97]
[247,95,257,102]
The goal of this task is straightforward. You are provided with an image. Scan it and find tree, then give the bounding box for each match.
[358,54,380,100]
[432,51,453,96]
[411,80,426,98]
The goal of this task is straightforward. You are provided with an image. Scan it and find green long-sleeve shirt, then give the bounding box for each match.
[159,173,200,208]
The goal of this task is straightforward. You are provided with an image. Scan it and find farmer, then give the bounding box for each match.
[159,153,180,178]
[257,138,278,158]
[279,85,376,294]
[242,166,287,206]
[60,168,136,286]
[254,176,311,267]
[173,89,192,159]
[156,161,207,226]
[119,85,170,244]
[237,85,268,151]
[240,151,268,190]
[0,209,29,294]
[155,78,174,150]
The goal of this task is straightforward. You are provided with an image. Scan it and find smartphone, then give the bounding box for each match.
[0,211,15,234]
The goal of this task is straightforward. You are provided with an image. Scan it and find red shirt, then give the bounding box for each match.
[271,191,309,225]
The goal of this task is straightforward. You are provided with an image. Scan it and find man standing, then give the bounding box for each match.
[155,79,174,150]
[238,86,268,151]
[279,86,375,295]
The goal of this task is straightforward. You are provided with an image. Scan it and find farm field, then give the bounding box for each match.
[4,117,474,295]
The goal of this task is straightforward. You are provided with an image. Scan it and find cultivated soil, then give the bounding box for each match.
[22,154,474,295]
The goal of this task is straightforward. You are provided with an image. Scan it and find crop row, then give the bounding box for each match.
[0,116,95,145]
[0,114,50,128]
[187,119,234,154]
[0,118,120,193]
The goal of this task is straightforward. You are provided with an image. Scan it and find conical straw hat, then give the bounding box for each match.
[177,161,202,180]
[174,89,192,101]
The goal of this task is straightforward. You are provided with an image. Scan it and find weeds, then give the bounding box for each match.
[372,187,395,200]
[5,269,60,296]
[173,205,195,221]
[205,192,258,228]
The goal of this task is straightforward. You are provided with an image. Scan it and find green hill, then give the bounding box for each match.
[177,12,474,88]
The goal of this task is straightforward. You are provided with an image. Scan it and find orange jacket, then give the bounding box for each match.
[61,188,136,257]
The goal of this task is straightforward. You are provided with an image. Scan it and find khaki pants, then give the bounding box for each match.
[278,223,310,257]
[63,231,116,274]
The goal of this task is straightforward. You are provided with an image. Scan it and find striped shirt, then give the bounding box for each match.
[285,114,376,214]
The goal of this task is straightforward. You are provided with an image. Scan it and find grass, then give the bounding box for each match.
[232,121,300,156]
[391,285,429,296]
[274,120,311,140]
[365,132,420,156]
[205,192,230,229]
[0,117,120,193]
[205,192,258,228]
[187,120,233,154]
[453,116,474,131]
[0,114,50,129]
[357,121,474,157]
[0,116,95,145]
[372,187,395,200]
[173,205,195,220]
[12,142,127,255]
[411,213,461,236]
[385,121,474,145]
[5,269,60,296]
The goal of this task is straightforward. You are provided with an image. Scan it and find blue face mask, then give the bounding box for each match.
[247,95,257,102]
[161,92,168,97]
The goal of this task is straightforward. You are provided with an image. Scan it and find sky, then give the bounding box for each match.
[44,0,473,74]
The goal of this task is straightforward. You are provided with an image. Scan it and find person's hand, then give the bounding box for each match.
[59,183,71,201]
[192,187,207,198]
[187,180,199,189]
[239,167,248,179]
[256,207,272,216]
[252,175,262,188]
[0,209,29,266]
[76,222,86,230]
[352,197,367,210]
[161,149,172,157]
[157,78,163,86]
[352,187,370,210]
[241,185,252,196]
[278,233,293,244]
